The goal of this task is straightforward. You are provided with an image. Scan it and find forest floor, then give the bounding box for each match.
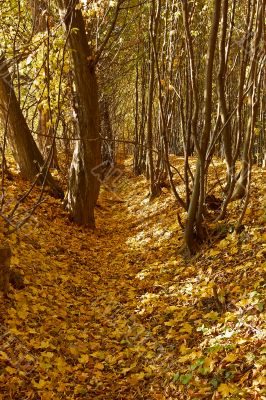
[0,158,265,400]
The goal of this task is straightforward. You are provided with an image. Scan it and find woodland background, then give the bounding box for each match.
[0,0,265,399]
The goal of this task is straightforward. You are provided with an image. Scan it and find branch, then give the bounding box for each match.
[94,0,122,65]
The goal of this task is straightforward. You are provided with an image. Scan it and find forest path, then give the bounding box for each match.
[1,164,265,400]
[1,169,180,400]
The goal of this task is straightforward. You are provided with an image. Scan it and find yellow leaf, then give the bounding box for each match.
[230,246,238,255]
[224,353,238,362]
[177,353,192,363]
[178,351,200,363]
[204,311,219,320]
[208,249,220,256]
[146,351,155,359]
[78,354,89,364]
[17,309,28,320]
[7,308,17,318]
[129,371,145,383]
[0,351,9,361]
[41,352,54,359]
[69,346,79,356]
[204,357,216,372]
[39,341,52,349]
[121,367,132,375]
[235,338,247,345]
[57,382,67,392]
[39,392,53,400]
[217,239,229,249]
[218,383,231,397]
[11,256,19,265]
[90,351,105,359]
[74,385,87,395]
[66,334,76,341]
[164,319,176,327]
[5,366,16,374]
[166,305,179,312]
[179,323,193,334]
[144,365,154,375]
[89,341,99,350]
[179,343,191,354]
[94,362,104,370]
[253,375,266,386]
[56,357,67,372]
[9,327,21,335]
[218,383,237,397]
[32,379,47,389]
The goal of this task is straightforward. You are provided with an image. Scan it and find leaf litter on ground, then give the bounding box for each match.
[0,157,265,400]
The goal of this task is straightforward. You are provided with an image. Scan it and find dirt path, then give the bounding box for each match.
[1,174,169,399]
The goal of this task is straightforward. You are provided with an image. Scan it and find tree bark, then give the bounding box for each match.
[217,0,233,178]
[231,0,264,201]
[146,21,156,196]
[100,96,114,165]
[0,245,11,297]
[184,0,222,254]
[57,0,101,227]
[0,56,63,197]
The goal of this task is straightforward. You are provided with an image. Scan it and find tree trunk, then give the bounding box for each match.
[37,107,59,169]
[217,0,233,181]
[0,245,11,297]
[29,0,59,169]
[147,0,161,200]
[57,0,101,227]
[100,96,115,165]
[0,56,63,198]
[29,0,47,33]
[231,0,264,201]
[184,0,222,254]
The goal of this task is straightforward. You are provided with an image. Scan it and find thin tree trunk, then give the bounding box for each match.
[0,245,11,298]
[146,14,156,197]
[232,0,264,201]
[100,96,114,165]
[29,0,59,169]
[184,0,222,254]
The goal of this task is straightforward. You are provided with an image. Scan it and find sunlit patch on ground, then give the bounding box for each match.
[0,157,265,399]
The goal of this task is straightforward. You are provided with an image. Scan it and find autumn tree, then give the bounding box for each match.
[55,0,101,227]
[129,0,265,253]
[0,56,63,197]
[28,0,59,169]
